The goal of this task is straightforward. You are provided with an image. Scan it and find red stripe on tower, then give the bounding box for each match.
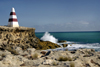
[9,19,18,22]
[10,12,16,15]
[8,7,19,27]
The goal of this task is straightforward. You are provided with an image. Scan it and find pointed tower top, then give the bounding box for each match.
[11,7,15,12]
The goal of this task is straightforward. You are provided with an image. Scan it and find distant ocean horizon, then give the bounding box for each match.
[35,31,100,51]
[36,31,100,33]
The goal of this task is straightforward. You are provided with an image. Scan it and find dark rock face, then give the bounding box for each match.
[62,44,68,47]
[36,40,60,50]
[58,40,67,43]
[0,26,60,50]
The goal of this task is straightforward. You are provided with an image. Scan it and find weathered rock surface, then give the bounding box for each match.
[0,48,99,67]
[0,26,60,50]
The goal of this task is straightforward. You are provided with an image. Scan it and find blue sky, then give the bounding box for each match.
[0,0,100,32]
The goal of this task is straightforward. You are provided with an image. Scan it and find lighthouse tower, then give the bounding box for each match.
[8,7,19,27]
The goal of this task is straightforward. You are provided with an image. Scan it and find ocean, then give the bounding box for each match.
[35,31,100,51]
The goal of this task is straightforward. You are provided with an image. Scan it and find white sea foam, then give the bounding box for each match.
[40,32,58,43]
[66,41,75,44]
[66,43,100,51]
[56,41,100,51]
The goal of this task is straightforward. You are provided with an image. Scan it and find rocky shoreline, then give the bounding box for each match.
[0,26,100,67]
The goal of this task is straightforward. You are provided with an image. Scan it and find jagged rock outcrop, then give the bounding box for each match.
[0,26,60,50]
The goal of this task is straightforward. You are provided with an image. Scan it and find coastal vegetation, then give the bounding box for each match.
[1,54,6,57]
[58,56,72,61]
[7,47,19,55]
[30,53,38,60]
[70,62,75,67]
[52,61,58,66]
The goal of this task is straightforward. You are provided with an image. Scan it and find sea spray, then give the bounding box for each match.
[40,32,58,43]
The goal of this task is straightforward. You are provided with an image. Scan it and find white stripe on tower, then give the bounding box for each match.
[8,7,19,27]
[9,15,17,19]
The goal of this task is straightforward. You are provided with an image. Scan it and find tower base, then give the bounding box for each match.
[8,22,19,27]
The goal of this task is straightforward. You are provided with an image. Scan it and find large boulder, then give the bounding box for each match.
[37,40,61,50]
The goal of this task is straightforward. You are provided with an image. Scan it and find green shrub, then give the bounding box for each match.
[65,49,68,51]
[70,62,75,67]
[0,58,3,61]
[72,56,78,61]
[58,56,72,61]
[1,54,6,57]
[68,57,73,61]
[85,51,91,54]
[7,47,19,55]
[20,63,26,66]
[52,61,58,66]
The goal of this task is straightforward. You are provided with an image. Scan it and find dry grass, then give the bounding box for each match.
[70,62,75,67]
[72,56,78,61]
[30,53,38,60]
[7,47,19,55]
[0,54,6,61]
[1,54,6,57]
[52,61,58,66]
[65,49,68,51]
[20,63,26,66]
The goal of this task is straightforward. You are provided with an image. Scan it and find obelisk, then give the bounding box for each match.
[8,7,19,27]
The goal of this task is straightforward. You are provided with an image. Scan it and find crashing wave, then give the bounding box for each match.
[40,32,58,43]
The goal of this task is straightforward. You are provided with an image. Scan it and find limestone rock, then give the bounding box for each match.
[27,48,36,55]
[2,55,23,66]
[0,48,99,67]
[0,26,60,50]
[42,59,54,65]
[13,46,23,55]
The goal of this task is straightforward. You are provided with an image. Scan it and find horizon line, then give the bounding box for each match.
[35,31,100,33]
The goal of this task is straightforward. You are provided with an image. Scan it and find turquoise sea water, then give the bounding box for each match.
[35,31,100,51]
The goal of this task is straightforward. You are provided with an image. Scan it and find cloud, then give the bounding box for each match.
[32,21,99,32]
[79,21,89,25]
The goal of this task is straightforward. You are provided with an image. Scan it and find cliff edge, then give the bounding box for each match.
[0,26,60,50]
